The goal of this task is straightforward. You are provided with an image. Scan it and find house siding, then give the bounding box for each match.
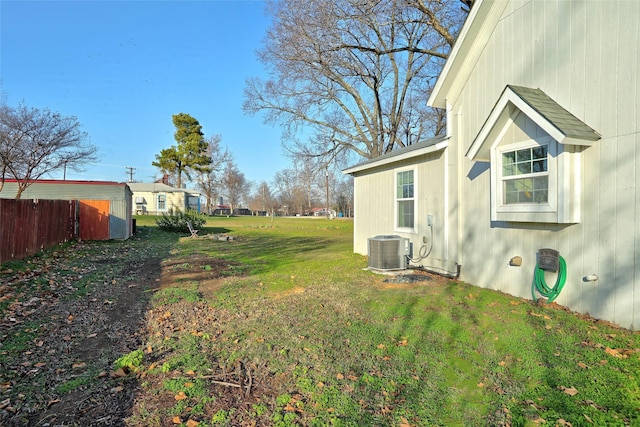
[352,151,449,272]
[128,183,200,215]
[446,0,639,328]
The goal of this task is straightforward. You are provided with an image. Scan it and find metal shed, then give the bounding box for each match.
[0,180,133,240]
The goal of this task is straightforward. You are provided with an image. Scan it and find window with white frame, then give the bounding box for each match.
[396,169,415,229]
[157,194,166,211]
[489,136,582,223]
[501,144,548,204]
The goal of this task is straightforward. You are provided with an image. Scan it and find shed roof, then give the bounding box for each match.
[342,135,449,175]
[2,179,127,187]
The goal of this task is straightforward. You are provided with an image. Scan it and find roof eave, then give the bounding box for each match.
[343,139,449,175]
[428,0,508,109]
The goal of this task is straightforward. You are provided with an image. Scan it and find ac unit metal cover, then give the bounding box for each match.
[367,235,409,271]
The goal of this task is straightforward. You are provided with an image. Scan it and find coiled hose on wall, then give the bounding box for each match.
[532,255,567,303]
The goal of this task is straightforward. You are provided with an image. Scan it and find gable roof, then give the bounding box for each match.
[466,85,601,161]
[127,182,200,194]
[342,135,449,175]
[428,0,508,109]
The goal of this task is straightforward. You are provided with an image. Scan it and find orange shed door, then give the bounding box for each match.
[79,200,110,240]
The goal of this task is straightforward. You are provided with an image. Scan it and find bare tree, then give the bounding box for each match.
[244,0,465,164]
[221,162,251,213]
[197,135,231,214]
[335,174,354,217]
[249,180,276,216]
[273,168,308,216]
[0,103,98,199]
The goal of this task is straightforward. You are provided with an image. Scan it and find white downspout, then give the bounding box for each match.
[443,101,452,262]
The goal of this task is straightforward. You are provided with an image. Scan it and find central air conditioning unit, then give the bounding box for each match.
[367,235,410,271]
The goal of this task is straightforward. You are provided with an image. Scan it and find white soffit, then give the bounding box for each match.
[342,137,449,175]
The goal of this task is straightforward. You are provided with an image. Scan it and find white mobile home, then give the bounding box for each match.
[128,182,202,215]
[345,0,639,329]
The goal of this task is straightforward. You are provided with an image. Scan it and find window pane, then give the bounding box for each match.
[398,200,414,228]
[397,171,414,199]
[533,159,547,173]
[516,149,531,161]
[502,151,516,164]
[532,145,548,159]
[533,176,548,190]
[503,163,516,176]
[517,162,532,174]
[504,177,548,204]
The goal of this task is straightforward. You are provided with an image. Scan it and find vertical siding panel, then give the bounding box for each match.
[616,1,638,136]
[614,134,636,327]
[520,1,534,87]
[598,2,619,137]
[583,0,602,131]
[569,1,587,120]
[597,138,617,322]
[530,0,545,87]
[555,0,571,106]
[581,146,601,317]
[635,133,640,329]
[511,3,524,85]
[542,0,558,95]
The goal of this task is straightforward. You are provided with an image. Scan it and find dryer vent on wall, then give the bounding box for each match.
[367,235,410,271]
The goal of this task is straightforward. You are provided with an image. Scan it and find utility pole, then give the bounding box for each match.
[325,166,329,218]
[125,166,136,182]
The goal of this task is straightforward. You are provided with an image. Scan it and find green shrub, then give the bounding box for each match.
[155,208,207,233]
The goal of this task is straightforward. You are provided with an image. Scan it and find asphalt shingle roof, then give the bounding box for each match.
[507,85,600,141]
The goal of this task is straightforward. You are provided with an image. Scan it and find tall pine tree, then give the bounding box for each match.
[153,113,211,188]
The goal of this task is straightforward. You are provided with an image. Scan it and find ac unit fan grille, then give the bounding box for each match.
[367,235,407,271]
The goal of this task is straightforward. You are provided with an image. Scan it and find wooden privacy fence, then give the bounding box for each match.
[0,199,78,264]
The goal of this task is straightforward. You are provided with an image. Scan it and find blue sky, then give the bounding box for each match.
[0,0,288,185]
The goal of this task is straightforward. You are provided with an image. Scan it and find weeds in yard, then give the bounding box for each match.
[128,216,639,426]
[4,216,638,426]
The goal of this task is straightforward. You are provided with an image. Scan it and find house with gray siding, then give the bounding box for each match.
[344,0,639,329]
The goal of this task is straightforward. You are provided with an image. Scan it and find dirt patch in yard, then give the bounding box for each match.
[0,232,171,426]
[0,229,274,426]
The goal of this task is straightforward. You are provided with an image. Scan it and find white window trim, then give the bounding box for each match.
[394,167,417,233]
[490,136,579,223]
[157,193,167,211]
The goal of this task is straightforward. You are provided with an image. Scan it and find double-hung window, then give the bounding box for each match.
[157,194,166,211]
[501,145,548,204]
[396,169,415,229]
[491,136,568,223]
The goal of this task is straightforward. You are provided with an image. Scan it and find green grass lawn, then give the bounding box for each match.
[5,214,635,426]
[126,215,640,426]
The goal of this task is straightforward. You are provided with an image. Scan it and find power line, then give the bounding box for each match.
[125,166,136,182]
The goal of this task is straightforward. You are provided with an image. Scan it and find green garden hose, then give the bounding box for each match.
[532,256,567,303]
